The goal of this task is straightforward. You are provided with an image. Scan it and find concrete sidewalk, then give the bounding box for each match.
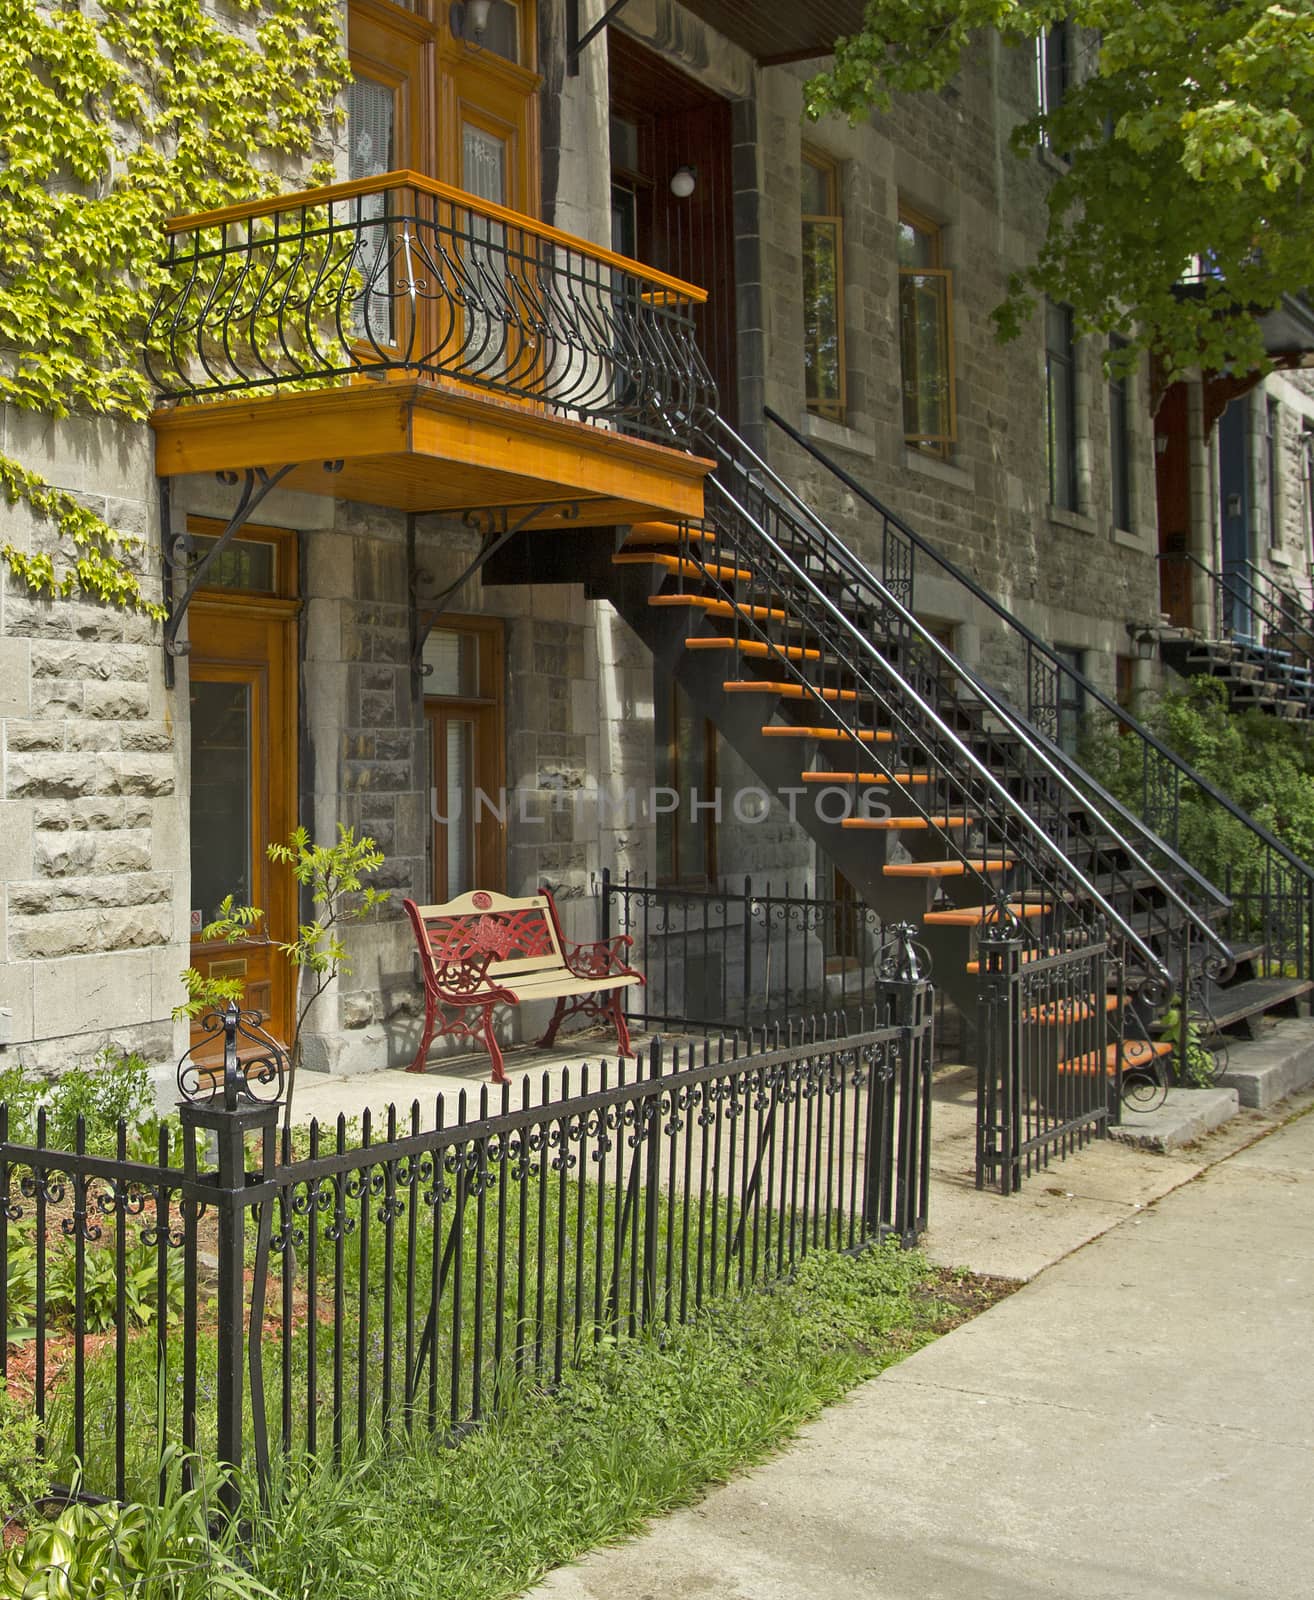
[529,1106,1314,1600]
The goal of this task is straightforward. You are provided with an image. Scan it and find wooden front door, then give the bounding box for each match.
[188,545,299,1049]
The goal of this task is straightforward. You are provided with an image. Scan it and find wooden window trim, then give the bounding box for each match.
[897,206,957,457]
[802,147,847,423]
[423,614,505,900]
[187,517,300,603]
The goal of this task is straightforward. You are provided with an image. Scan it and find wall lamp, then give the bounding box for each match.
[670,165,697,199]
[450,0,491,46]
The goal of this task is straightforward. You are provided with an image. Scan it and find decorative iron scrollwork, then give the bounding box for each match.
[177,1001,287,1111]
[877,922,931,982]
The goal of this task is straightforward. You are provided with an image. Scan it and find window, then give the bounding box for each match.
[897,207,955,453]
[1045,301,1079,511]
[1055,645,1086,755]
[1108,335,1133,531]
[1036,21,1073,143]
[655,679,717,884]
[1267,397,1282,548]
[1303,424,1314,557]
[423,618,505,901]
[802,150,845,420]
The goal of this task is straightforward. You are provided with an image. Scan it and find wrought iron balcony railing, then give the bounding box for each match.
[146,171,718,451]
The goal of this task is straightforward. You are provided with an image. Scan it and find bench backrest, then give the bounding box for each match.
[404,891,569,986]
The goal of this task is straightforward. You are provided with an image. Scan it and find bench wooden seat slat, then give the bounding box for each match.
[404,889,645,1083]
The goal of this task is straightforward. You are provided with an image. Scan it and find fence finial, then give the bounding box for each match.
[880,921,928,982]
[177,1000,287,1111]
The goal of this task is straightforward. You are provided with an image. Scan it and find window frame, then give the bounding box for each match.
[801,147,847,423]
[422,614,506,902]
[897,204,957,457]
[1108,334,1133,533]
[1267,395,1282,549]
[1035,20,1073,146]
[1045,300,1079,512]
[654,677,718,887]
[1054,644,1086,755]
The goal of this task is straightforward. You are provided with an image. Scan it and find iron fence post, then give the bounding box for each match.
[641,1036,664,1325]
[975,926,1024,1195]
[178,1005,280,1513]
[875,928,934,1245]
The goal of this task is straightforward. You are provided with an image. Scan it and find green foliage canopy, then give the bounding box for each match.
[805,2,1314,380]
[0,0,349,612]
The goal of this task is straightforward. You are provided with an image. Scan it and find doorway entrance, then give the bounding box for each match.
[608,32,738,424]
[187,522,299,1048]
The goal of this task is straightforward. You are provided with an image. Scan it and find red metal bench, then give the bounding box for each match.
[402,888,644,1082]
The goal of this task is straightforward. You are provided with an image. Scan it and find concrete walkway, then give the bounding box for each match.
[529,1104,1314,1600]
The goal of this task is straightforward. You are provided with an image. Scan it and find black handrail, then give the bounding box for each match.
[695,423,1197,978]
[706,422,1226,965]
[1160,549,1314,674]
[1239,559,1314,638]
[765,404,1314,895]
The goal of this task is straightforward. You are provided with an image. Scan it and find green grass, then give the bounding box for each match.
[44,1143,870,1502]
[237,1241,984,1600]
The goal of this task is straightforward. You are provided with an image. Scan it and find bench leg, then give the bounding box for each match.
[408,987,440,1072]
[481,1004,508,1085]
[607,992,635,1059]
[537,995,568,1050]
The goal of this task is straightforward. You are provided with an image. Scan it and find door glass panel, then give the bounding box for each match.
[190,681,252,924]
[462,123,508,377]
[422,628,479,695]
[347,75,397,346]
[445,718,476,897]
[190,536,277,595]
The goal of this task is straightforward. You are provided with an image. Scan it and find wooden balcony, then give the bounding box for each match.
[147,172,717,526]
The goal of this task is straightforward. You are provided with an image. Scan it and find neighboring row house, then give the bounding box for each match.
[2,0,1312,1089]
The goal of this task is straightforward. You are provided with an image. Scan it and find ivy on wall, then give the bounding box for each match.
[0,0,350,614]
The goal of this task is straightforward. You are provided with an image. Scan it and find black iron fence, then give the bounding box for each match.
[975,926,1122,1194]
[146,172,717,449]
[1,979,932,1511]
[601,869,885,1033]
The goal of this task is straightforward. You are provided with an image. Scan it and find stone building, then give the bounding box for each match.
[0,0,1304,1088]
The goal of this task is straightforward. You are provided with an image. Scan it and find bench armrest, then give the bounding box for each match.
[428,948,519,1008]
[563,934,642,981]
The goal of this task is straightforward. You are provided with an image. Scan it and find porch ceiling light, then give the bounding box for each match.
[451,0,492,44]
[670,165,697,199]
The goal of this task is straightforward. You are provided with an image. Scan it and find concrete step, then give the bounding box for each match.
[1109,1086,1240,1151]
[1216,1016,1314,1108]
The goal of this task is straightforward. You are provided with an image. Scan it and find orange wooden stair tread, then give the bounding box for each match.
[1056,1040,1172,1077]
[803,770,935,785]
[761,725,895,744]
[882,858,1012,878]
[922,902,1049,926]
[687,638,823,662]
[1024,993,1123,1025]
[650,596,789,622]
[844,814,975,830]
[623,521,718,546]
[965,947,1053,975]
[613,552,753,582]
[723,680,859,703]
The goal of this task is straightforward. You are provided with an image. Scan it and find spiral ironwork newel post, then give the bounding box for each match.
[176,1002,287,1510]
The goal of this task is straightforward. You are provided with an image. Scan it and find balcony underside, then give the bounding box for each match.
[151,381,711,525]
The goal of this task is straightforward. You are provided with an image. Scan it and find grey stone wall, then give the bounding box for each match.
[0,409,185,1078]
[749,36,1161,685]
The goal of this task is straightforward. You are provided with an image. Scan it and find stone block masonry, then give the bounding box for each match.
[0,445,189,1075]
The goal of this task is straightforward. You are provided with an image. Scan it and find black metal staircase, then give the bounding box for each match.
[764,411,1314,1050]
